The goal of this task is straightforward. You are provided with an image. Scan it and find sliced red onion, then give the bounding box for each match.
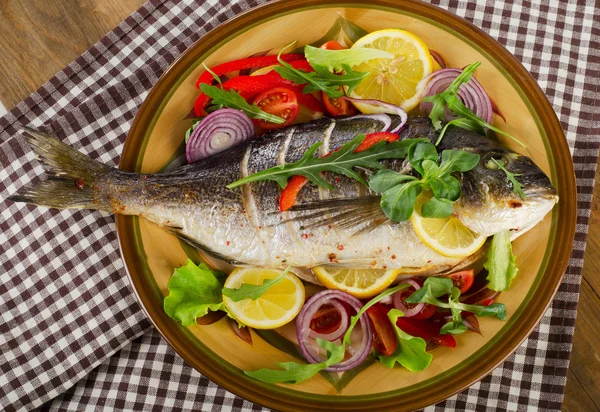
[342,97,408,133]
[429,50,447,69]
[296,290,372,372]
[392,278,425,318]
[490,96,506,122]
[308,300,349,342]
[344,113,392,133]
[186,108,254,163]
[419,68,493,125]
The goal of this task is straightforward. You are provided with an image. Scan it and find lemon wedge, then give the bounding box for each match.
[348,29,433,113]
[312,266,401,298]
[411,193,486,258]
[223,268,305,329]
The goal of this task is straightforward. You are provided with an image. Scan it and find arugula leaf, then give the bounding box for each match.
[368,170,419,193]
[228,136,419,189]
[244,338,345,384]
[445,96,526,147]
[484,230,519,292]
[489,158,526,199]
[421,196,454,218]
[305,45,394,72]
[163,260,226,326]
[200,83,285,124]
[377,309,432,371]
[379,180,423,222]
[202,63,223,87]
[435,118,485,145]
[222,267,290,302]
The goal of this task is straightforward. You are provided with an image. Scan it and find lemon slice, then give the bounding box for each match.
[312,266,401,298]
[223,268,305,329]
[348,29,433,113]
[411,193,486,258]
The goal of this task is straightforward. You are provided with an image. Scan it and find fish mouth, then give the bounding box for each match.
[521,185,558,200]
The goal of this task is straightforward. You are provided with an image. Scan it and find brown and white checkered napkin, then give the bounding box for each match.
[1,1,598,411]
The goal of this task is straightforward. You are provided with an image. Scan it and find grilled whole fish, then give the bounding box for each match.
[9,116,558,277]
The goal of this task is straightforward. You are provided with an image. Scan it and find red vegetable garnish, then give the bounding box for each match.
[354,132,399,153]
[309,303,343,335]
[252,87,299,130]
[195,54,305,89]
[280,175,309,212]
[194,60,320,116]
[366,303,397,356]
[320,40,345,50]
[279,131,399,211]
[322,90,358,117]
[395,317,456,348]
[447,269,475,294]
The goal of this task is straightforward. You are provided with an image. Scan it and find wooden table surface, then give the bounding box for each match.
[0,1,598,410]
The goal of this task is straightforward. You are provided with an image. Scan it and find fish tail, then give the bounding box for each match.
[7,127,113,210]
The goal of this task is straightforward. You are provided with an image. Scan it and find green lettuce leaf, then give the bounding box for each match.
[304,45,394,72]
[377,309,432,371]
[485,230,519,291]
[163,259,226,326]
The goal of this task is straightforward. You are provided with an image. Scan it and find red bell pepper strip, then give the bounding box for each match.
[194,60,319,116]
[195,54,305,89]
[279,132,399,211]
[354,132,399,153]
[395,317,456,348]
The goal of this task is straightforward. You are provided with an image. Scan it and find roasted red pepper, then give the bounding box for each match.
[279,175,309,212]
[194,60,321,116]
[279,132,400,211]
[354,132,399,153]
[395,317,456,348]
[195,54,305,89]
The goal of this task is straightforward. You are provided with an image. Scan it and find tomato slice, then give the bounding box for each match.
[252,87,300,129]
[309,304,343,335]
[447,269,475,294]
[366,303,397,356]
[320,41,344,50]
[322,90,358,117]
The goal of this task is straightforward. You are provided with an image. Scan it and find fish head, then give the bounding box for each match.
[455,149,558,237]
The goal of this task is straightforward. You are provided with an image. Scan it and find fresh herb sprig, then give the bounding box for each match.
[424,62,525,148]
[200,83,285,124]
[489,158,526,199]
[273,44,368,98]
[405,277,507,335]
[227,135,424,189]
[368,141,480,222]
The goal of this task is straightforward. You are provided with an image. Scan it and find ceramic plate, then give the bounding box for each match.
[116,0,576,410]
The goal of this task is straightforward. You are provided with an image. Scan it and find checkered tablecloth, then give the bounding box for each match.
[0,0,598,411]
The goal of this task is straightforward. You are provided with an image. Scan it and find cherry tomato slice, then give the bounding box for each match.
[253,87,299,129]
[395,317,456,348]
[322,90,358,117]
[366,303,397,356]
[447,269,475,294]
[320,40,344,50]
[309,304,343,335]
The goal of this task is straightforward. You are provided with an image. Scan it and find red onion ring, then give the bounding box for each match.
[307,300,349,342]
[419,68,493,125]
[296,290,372,372]
[186,108,255,163]
[342,97,408,133]
[392,278,425,318]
